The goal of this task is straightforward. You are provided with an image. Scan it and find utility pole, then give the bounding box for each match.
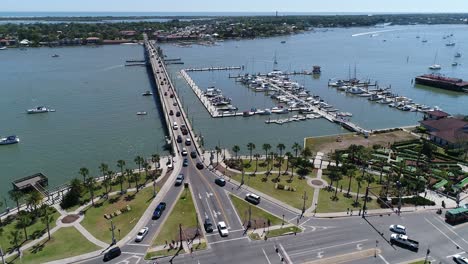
[110,220,116,245]
[362,187,370,219]
[374,240,378,258]
[396,181,402,215]
[241,168,245,185]
[248,205,252,229]
[424,248,430,263]
[301,191,308,217]
[1,246,5,264]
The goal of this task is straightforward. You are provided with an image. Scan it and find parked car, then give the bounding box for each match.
[135,227,149,242]
[181,148,188,156]
[103,247,121,261]
[169,110,174,116]
[215,178,226,187]
[204,218,214,233]
[453,255,468,264]
[183,158,188,167]
[217,221,229,237]
[176,111,181,117]
[177,135,182,143]
[190,151,197,158]
[152,202,167,219]
[196,162,204,170]
[389,224,406,235]
[245,193,261,205]
[175,174,185,186]
[185,138,192,146]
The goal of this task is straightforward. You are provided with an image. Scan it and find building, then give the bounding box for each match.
[424,110,449,120]
[120,30,137,37]
[420,115,468,148]
[85,37,101,44]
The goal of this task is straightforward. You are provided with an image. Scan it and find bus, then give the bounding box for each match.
[445,207,468,225]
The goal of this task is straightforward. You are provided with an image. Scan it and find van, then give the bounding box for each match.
[103,247,121,261]
[245,193,261,205]
[173,122,178,130]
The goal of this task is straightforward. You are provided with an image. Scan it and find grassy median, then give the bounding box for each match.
[229,194,282,228]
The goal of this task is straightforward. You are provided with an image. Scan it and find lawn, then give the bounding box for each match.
[229,194,282,228]
[80,186,156,244]
[145,248,182,259]
[152,189,199,246]
[6,227,99,264]
[322,171,383,195]
[316,189,381,213]
[0,208,60,252]
[241,159,289,173]
[231,173,314,210]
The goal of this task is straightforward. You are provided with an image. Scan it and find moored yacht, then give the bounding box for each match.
[0,135,20,145]
[429,64,441,70]
[27,106,54,114]
[142,91,153,96]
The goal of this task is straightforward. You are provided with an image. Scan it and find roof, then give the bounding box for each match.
[426,110,449,118]
[446,207,468,214]
[455,177,468,189]
[421,118,468,131]
[433,179,448,189]
[86,37,100,40]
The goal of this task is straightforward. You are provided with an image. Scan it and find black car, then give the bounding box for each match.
[176,111,181,117]
[215,178,226,187]
[103,247,121,262]
[152,202,167,220]
[169,110,174,116]
[204,218,214,233]
[173,102,177,106]
[196,162,204,170]
[190,151,197,158]
[177,135,182,143]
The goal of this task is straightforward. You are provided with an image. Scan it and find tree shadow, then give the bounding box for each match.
[108,196,121,204]
[125,194,136,202]
[30,239,48,254]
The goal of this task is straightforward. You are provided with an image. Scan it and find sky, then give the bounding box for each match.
[2,0,468,13]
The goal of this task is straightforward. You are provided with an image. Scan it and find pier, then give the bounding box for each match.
[185,66,243,72]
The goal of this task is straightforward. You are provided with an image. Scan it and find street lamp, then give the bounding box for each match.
[396,180,402,215]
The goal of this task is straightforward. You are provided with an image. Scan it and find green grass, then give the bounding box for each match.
[6,227,100,264]
[231,173,314,210]
[229,194,282,228]
[152,189,198,246]
[192,241,207,252]
[322,172,383,195]
[316,189,381,213]
[242,159,289,173]
[0,209,60,252]
[80,186,156,243]
[145,248,182,259]
[266,226,302,237]
[408,260,430,264]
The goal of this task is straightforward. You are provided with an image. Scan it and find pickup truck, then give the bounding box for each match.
[390,234,419,251]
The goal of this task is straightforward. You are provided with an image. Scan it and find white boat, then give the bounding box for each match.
[379,98,393,104]
[358,93,372,97]
[27,106,54,114]
[271,107,289,114]
[347,86,365,94]
[0,135,20,145]
[0,47,7,50]
[136,111,147,115]
[446,42,455,46]
[142,91,153,96]
[452,62,458,67]
[429,64,441,70]
[256,109,271,115]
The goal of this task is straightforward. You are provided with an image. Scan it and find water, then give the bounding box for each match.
[0,45,167,202]
[161,24,467,151]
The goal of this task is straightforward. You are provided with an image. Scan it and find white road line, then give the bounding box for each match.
[209,236,248,245]
[198,193,202,200]
[126,243,151,247]
[446,252,466,258]
[262,248,272,264]
[205,197,216,221]
[279,243,293,264]
[121,252,145,256]
[378,254,390,264]
[289,239,369,257]
[299,218,312,227]
[433,217,468,245]
[425,218,464,250]
[228,228,245,233]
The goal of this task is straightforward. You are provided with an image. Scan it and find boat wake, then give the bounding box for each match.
[100,64,124,72]
[352,29,402,37]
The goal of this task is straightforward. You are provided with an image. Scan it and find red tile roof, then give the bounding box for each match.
[426,110,449,118]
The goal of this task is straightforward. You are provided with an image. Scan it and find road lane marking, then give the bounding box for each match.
[205,197,216,221]
[262,248,272,264]
[303,249,379,264]
[198,193,202,200]
[126,243,151,247]
[378,254,390,264]
[433,217,468,246]
[356,243,363,250]
[425,218,464,250]
[299,218,312,227]
[121,252,145,256]
[209,236,248,245]
[289,239,369,257]
[446,252,467,258]
[317,251,324,258]
[279,243,293,264]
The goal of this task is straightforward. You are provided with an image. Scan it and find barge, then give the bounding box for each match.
[415,74,468,93]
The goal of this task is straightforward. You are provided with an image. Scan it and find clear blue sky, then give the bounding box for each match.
[2,0,468,13]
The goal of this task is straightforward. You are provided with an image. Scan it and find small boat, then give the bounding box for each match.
[256,109,271,115]
[51,54,60,58]
[358,93,372,97]
[422,39,428,43]
[452,62,458,67]
[428,64,441,70]
[347,86,365,94]
[0,47,7,50]
[27,106,54,114]
[142,91,153,96]
[455,52,462,58]
[446,42,456,47]
[136,111,147,115]
[0,135,20,145]
[242,111,255,117]
[281,41,286,44]
[271,107,289,114]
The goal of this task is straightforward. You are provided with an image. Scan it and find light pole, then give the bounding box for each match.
[396,180,402,215]
[110,220,116,245]
[374,240,378,258]
[424,248,430,263]
[301,191,308,218]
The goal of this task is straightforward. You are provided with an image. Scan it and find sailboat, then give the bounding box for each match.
[429,51,441,70]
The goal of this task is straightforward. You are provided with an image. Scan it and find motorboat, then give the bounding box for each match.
[446,42,455,46]
[346,86,365,94]
[271,107,289,114]
[242,111,255,117]
[358,93,372,97]
[204,88,222,97]
[51,54,60,58]
[0,47,7,50]
[0,135,20,145]
[142,91,153,96]
[136,111,147,115]
[455,52,462,58]
[256,109,271,115]
[429,64,441,70]
[27,106,54,114]
[379,98,393,104]
[452,62,458,67]
[368,94,383,101]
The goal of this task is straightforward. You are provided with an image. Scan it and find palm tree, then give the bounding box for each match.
[269,152,276,174]
[143,161,150,181]
[134,156,144,174]
[345,164,357,197]
[254,153,260,172]
[328,166,342,200]
[117,160,126,177]
[99,163,109,194]
[292,142,301,158]
[151,154,160,168]
[9,189,23,212]
[215,146,221,166]
[27,191,42,215]
[125,168,133,189]
[354,176,364,206]
[262,143,271,160]
[232,145,240,160]
[41,205,53,241]
[133,173,142,192]
[277,143,286,158]
[103,171,113,197]
[301,147,312,160]
[85,176,96,206]
[116,173,125,194]
[330,150,342,167]
[247,143,255,161]
[348,144,360,163]
[284,152,292,174]
[79,167,90,183]
[275,156,284,181]
[17,214,30,240]
[9,230,23,253]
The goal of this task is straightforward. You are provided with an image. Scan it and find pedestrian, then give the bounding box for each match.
[350,209,353,216]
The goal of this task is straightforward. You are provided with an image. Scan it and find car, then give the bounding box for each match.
[103,247,121,261]
[175,174,185,186]
[173,102,177,106]
[217,221,229,237]
[190,151,197,158]
[181,148,188,156]
[177,135,182,143]
[183,158,189,167]
[245,193,261,205]
[196,162,204,170]
[215,178,226,187]
[176,111,181,117]
[135,227,149,242]
[181,128,188,135]
[453,255,468,264]
[389,224,406,235]
[169,110,174,116]
[173,122,178,130]
[204,218,214,233]
[170,94,174,98]
[152,202,167,219]
[185,138,192,146]
[164,92,167,96]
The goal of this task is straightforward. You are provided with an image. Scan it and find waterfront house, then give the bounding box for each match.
[120,30,136,37]
[86,37,101,44]
[420,116,468,148]
[424,110,450,120]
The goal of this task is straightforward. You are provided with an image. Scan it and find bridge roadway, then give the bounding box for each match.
[77,39,468,264]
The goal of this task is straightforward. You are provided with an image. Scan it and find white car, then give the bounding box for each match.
[217,221,229,237]
[135,227,149,242]
[389,224,406,235]
[453,255,468,264]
